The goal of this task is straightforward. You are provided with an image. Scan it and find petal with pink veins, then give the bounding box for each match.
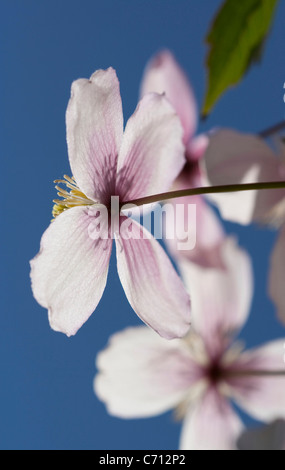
[180,390,244,450]
[66,68,123,201]
[94,326,201,418]
[140,50,197,145]
[117,93,185,202]
[30,206,112,336]
[115,218,191,339]
[203,129,285,225]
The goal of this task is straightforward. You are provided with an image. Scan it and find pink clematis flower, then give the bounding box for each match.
[140,50,224,268]
[30,67,191,338]
[202,129,285,324]
[95,240,285,450]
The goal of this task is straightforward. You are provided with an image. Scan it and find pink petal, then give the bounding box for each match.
[179,238,253,356]
[140,50,197,144]
[117,92,185,202]
[203,129,285,225]
[66,68,123,201]
[94,326,200,418]
[230,339,285,422]
[186,134,209,163]
[30,206,112,336]
[180,390,244,450]
[269,228,285,325]
[115,218,191,339]
[163,195,225,268]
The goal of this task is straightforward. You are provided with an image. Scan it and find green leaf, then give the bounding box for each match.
[202,0,279,117]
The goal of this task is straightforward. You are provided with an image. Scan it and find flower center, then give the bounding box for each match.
[179,159,200,187]
[52,175,95,219]
[206,361,223,384]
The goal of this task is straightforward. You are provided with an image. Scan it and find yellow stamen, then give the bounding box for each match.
[52,175,94,220]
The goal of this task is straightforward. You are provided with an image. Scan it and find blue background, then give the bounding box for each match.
[1,0,285,450]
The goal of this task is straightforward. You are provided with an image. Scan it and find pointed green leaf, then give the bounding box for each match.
[202,0,279,117]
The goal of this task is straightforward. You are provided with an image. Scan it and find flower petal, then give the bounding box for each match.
[269,228,285,325]
[230,339,285,422]
[186,134,209,163]
[203,129,285,225]
[66,67,123,201]
[115,218,191,339]
[140,50,197,144]
[163,195,225,268]
[116,92,185,202]
[30,206,112,336]
[180,390,244,450]
[94,326,200,418]
[179,238,253,356]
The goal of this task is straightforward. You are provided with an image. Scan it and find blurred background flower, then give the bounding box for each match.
[94,240,285,450]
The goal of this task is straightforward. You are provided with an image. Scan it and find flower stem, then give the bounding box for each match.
[123,181,285,208]
[259,120,285,138]
[225,369,285,378]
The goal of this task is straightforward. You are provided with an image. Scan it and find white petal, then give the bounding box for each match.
[116,93,185,202]
[30,207,112,336]
[115,218,191,339]
[66,68,123,201]
[203,129,285,225]
[180,390,244,450]
[95,326,200,418]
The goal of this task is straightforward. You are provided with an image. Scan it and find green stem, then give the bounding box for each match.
[123,181,285,208]
[225,369,285,378]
